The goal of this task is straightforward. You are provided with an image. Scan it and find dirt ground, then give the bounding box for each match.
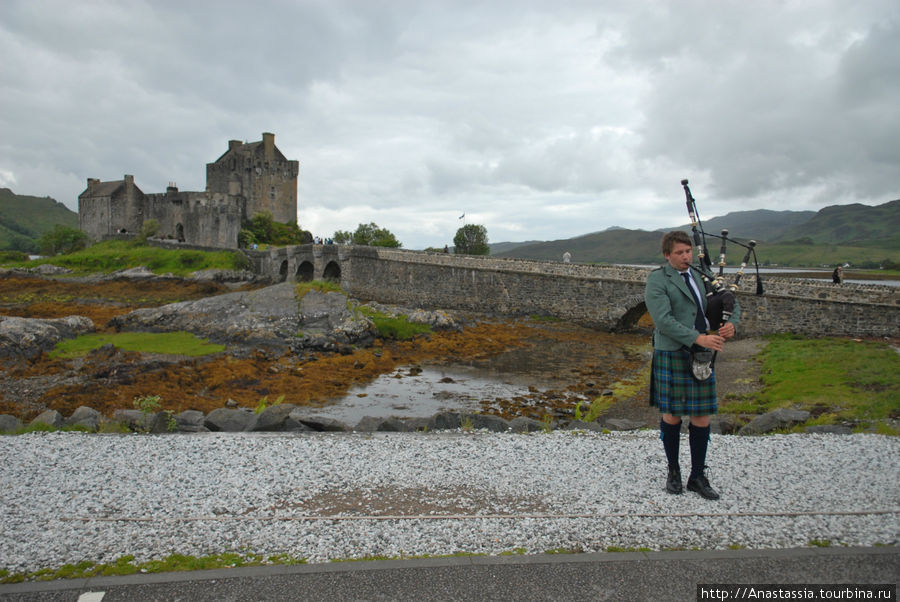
[0,273,765,424]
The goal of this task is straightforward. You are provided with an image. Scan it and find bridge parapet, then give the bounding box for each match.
[223,244,900,337]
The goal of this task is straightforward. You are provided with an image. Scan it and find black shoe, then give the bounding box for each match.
[666,466,683,494]
[687,471,720,500]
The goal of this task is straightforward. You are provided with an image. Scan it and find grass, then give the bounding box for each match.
[720,334,900,431]
[6,239,249,276]
[0,552,307,584]
[357,306,432,340]
[50,331,225,359]
[295,279,343,297]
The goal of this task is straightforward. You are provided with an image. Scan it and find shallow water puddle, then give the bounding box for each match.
[290,363,549,423]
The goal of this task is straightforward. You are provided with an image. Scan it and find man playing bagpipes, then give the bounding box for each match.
[643,179,762,500]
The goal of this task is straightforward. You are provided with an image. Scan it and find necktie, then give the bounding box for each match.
[681,272,708,334]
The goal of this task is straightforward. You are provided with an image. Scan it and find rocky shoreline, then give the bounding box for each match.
[0,266,863,438]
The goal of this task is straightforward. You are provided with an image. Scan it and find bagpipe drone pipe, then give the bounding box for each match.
[681,179,764,332]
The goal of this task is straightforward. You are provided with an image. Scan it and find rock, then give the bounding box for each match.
[111,409,172,433]
[29,410,65,429]
[0,315,95,361]
[709,414,738,435]
[291,413,348,432]
[66,406,101,431]
[107,266,159,280]
[0,414,23,432]
[461,413,510,433]
[429,412,461,431]
[251,404,312,432]
[562,420,607,433]
[804,424,853,435]
[738,408,811,435]
[204,408,257,432]
[32,264,71,275]
[509,416,545,433]
[604,418,645,431]
[109,282,317,353]
[354,416,408,432]
[145,410,174,434]
[112,409,146,430]
[175,410,209,432]
[297,290,377,351]
[189,269,255,283]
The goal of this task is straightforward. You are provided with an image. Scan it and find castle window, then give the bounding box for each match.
[270,186,276,200]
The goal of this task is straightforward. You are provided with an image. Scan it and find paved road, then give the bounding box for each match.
[1,546,897,601]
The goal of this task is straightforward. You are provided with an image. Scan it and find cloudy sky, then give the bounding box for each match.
[1,0,897,249]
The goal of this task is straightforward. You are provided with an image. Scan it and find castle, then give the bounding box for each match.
[78,133,299,249]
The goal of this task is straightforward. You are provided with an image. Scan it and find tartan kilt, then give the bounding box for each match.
[649,348,718,416]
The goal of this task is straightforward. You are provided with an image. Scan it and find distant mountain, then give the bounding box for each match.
[0,188,79,252]
[668,208,816,243]
[491,200,899,266]
[774,200,900,246]
[492,229,663,264]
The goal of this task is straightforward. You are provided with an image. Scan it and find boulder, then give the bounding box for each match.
[29,410,65,429]
[0,315,95,361]
[32,264,71,275]
[509,416,545,433]
[111,409,172,433]
[251,404,312,432]
[175,410,209,433]
[296,290,378,351]
[461,413,510,433]
[354,416,408,432]
[291,413,349,432]
[429,412,461,431]
[0,414,23,433]
[112,409,146,431]
[66,406,102,431]
[204,408,257,432]
[604,418,645,431]
[562,420,606,433]
[738,408,811,435]
[108,282,300,351]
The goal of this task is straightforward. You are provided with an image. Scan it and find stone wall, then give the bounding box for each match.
[240,245,900,337]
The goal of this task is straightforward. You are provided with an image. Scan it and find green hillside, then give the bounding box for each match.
[493,200,900,268]
[670,208,816,243]
[774,200,900,245]
[0,188,79,252]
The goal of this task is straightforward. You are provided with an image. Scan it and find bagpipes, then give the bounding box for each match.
[681,179,763,332]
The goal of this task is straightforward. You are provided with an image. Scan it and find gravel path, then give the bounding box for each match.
[1,430,898,574]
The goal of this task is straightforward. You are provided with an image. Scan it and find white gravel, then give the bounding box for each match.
[1,430,898,573]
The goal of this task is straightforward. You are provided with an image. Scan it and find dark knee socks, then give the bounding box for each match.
[688,423,711,480]
[660,419,682,469]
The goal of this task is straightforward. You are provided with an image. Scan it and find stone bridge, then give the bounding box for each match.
[244,245,899,338]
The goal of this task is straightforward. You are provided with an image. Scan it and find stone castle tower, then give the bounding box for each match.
[78,133,298,248]
[206,132,299,224]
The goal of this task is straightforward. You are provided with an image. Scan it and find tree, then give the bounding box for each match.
[38,225,89,256]
[242,212,312,247]
[334,223,401,248]
[453,224,489,255]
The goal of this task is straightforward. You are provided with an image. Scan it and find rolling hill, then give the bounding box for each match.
[492,201,900,267]
[0,188,79,252]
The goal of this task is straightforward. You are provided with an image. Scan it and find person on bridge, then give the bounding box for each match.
[644,231,739,500]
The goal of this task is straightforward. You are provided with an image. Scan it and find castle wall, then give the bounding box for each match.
[78,195,111,240]
[144,191,242,248]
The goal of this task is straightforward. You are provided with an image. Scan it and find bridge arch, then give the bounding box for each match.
[296,261,314,282]
[615,300,648,332]
[322,260,341,282]
[278,260,288,282]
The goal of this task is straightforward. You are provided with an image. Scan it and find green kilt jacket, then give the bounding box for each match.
[644,263,741,415]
